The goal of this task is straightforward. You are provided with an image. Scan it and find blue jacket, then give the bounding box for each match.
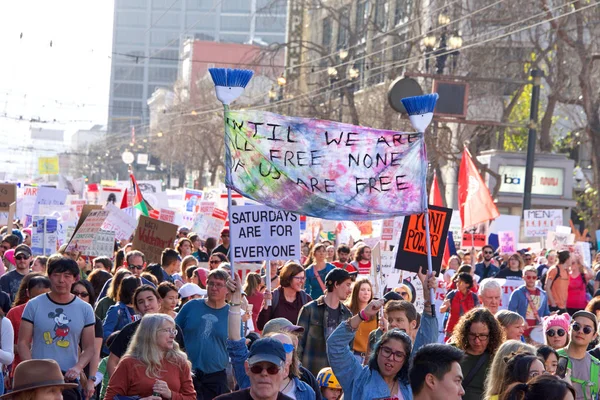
[227,338,316,400]
[508,285,550,320]
[412,311,439,356]
[327,321,412,400]
[475,262,500,280]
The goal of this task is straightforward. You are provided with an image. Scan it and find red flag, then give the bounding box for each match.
[429,172,444,207]
[120,189,128,209]
[429,172,450,266]
[458,148,500,229]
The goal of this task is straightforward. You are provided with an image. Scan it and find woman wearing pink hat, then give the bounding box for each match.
[543,313,570,350]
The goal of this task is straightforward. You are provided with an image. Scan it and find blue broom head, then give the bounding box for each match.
[208,68,253,88]
[209,68,254,105]
[401,93,439,116]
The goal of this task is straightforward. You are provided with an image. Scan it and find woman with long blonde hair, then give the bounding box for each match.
[104,314,196,400]
[483,340,536,400]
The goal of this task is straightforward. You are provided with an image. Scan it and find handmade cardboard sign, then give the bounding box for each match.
[192,208,228,240]
[74,205,103,234]
[131,215,177,263]
[524,209,563,237]
[498,231,516,254]
[394,205,452,274]
[67,210,110,253]
[230,204,300,262]
[0,184,16,213]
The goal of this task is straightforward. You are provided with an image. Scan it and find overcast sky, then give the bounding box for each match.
[0,1,114,139]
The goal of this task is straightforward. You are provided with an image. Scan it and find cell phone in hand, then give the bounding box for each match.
[556,356,568,378]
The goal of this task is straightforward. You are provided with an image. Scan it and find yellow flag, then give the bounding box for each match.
[38,157,59,175]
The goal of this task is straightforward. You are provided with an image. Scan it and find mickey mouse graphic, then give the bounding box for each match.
[44,308,71,348]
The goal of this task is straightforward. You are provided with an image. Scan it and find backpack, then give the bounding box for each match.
[557,348,600,400]
[271,289,309,310]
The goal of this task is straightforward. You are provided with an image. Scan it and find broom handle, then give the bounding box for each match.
[223,104,235,279]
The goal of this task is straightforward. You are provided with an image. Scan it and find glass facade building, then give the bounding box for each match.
[108,0,287,136]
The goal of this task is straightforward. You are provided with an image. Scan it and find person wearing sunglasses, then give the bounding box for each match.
[0,244,32,303]
[105,313,196,400]
[227,273,316,400]
[495,253,525,279]
[216,337,291,400]
[542,313,570,350]
[508,265,550,342]
[212,228,231,260]
[556,311,600,400]
[474,245,500,280]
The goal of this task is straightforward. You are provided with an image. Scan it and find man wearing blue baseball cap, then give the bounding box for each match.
[215,337,292,400]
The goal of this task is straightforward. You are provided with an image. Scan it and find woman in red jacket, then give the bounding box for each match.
[105,313,196,400]
[440,272,480,341]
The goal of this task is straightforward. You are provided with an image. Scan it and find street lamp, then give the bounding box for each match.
[268,88,277,100]
[438,13,450,25]
[339,49,349,61]
[422,30,437,72]
[277,74,286,86]
[348,67,360,80]
[447,31,463,72]
[327,67,339,78]
[157,132,163,137]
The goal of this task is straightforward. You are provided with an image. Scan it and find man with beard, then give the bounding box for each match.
[474,245,499,280]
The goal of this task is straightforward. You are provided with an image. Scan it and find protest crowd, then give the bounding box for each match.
[0,209,598,400]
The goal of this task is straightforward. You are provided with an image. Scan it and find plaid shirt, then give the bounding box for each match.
[297,295,352,376]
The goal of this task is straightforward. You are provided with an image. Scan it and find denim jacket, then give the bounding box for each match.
[227,338,316,400]
[297,296,353,375]
[508,285,550,321]
[327,321,412,400]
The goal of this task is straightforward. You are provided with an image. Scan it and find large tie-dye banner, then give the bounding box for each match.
[224,110,427,220]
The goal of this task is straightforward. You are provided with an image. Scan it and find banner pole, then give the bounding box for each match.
[266,260,272,307]
[424,207,435,316]
[223,104,236,279]
[43,217,47,256]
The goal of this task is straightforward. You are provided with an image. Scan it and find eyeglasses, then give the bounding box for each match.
[209,260,221,265]
[129,265,144,271]
[468,333,490,341]
[292,276,306,281]
[282,343,294,354]
[379,346,406,361]
[524,275,537,280]
[546,328,566,337]
[529,370,546,378]
[572,322,595,335]
[221,234,229,238]
[249,364,280,375]
[484,251,494,254]
[15,255,30,260]
[207,282,226,289]
[158,328,178,336]
[72,291,89,298]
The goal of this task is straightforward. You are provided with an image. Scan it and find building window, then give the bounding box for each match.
[116,11,146,28]
[186,0,214,11]
[150,31,179,46]
[374,0,387,31]
[222,0,251,12]
[148,66,178,81]
[337,6,350,49]
[220,15,251,32]
[113,83,144,99]
[255,16,286,33]
[115,29,146,45]
[356,1,367,34]
[117,0,146,10]
[114,65,144,80]
[152,12,180,28]
[395,0,412,26]
[186,13,215,29]
[219,33,248,43]
[322,17,332,50]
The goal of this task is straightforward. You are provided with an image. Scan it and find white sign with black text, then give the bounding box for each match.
[230,205,300,262]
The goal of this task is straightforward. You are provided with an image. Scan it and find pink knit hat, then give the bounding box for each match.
[543,313,571,333]
[3,249,15,266]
